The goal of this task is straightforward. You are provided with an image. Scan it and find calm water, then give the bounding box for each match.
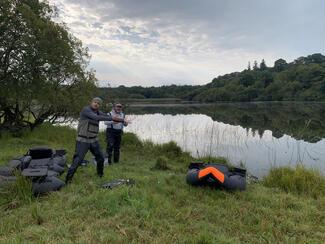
[119,102,325,176]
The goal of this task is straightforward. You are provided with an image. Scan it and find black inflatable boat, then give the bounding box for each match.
[0,146,66,195]
[186,162,246,191]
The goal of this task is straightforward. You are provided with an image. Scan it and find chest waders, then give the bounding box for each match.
[106,128,122,164]
[106,110,125,164]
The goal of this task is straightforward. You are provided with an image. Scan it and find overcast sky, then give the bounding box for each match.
[50,0,325,87]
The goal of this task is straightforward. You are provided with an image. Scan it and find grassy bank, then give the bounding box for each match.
[0,125,324,243]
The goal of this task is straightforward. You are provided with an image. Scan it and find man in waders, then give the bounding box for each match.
[105,103,128,164]
[65,97,125,183]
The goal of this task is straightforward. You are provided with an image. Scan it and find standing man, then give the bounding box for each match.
[65,97,125,183]
[105,103,128,164]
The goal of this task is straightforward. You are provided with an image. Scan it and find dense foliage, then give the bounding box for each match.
[0,0,97,133]
[106,53,325,102]
[192,53,325,102]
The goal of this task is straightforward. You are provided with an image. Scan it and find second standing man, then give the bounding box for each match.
[105,103,128,164]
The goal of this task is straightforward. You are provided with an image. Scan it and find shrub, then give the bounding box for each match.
[263,165,325,198]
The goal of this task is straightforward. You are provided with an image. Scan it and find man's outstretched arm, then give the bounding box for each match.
[98,110,124,122]
[82,107,112,121]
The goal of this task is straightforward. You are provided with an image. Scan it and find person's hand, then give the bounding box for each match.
[112,116,124,122]
[124,118,130,126]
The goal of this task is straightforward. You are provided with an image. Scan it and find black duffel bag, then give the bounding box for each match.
[29,146,53,159]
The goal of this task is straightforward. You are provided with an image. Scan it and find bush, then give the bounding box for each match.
[263,165,325,198]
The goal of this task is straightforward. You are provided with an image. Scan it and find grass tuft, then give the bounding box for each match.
[31,204,44,225]
[151,156,170,171]
[14,173,33,203]
[263,165,325,198]
[121,132,143,149]
[157,141,183,158]
[0,172,33,210]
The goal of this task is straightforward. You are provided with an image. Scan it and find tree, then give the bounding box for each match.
[239,73,255,87]
[260,59,267,70]
[261,71,273,87]
[0,0,97,133]
[274,58,287,72]
[306,53,325,64]
[253,60,259,70]
[247,62,251,71]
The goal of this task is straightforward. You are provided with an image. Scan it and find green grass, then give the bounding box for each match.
[0,124,324,243]
[263,165,325,198]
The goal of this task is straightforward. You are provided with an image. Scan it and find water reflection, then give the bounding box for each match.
[120,113,325,176]
[127,102,325,143]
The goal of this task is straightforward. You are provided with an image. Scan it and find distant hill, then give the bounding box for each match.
[100,53,325,102]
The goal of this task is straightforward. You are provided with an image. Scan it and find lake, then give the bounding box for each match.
[65,102,324,176]
[118,102,325,177]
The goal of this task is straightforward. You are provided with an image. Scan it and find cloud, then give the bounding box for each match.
[50,0,325,86]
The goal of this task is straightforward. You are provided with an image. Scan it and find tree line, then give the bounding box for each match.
[106,53,325,102]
